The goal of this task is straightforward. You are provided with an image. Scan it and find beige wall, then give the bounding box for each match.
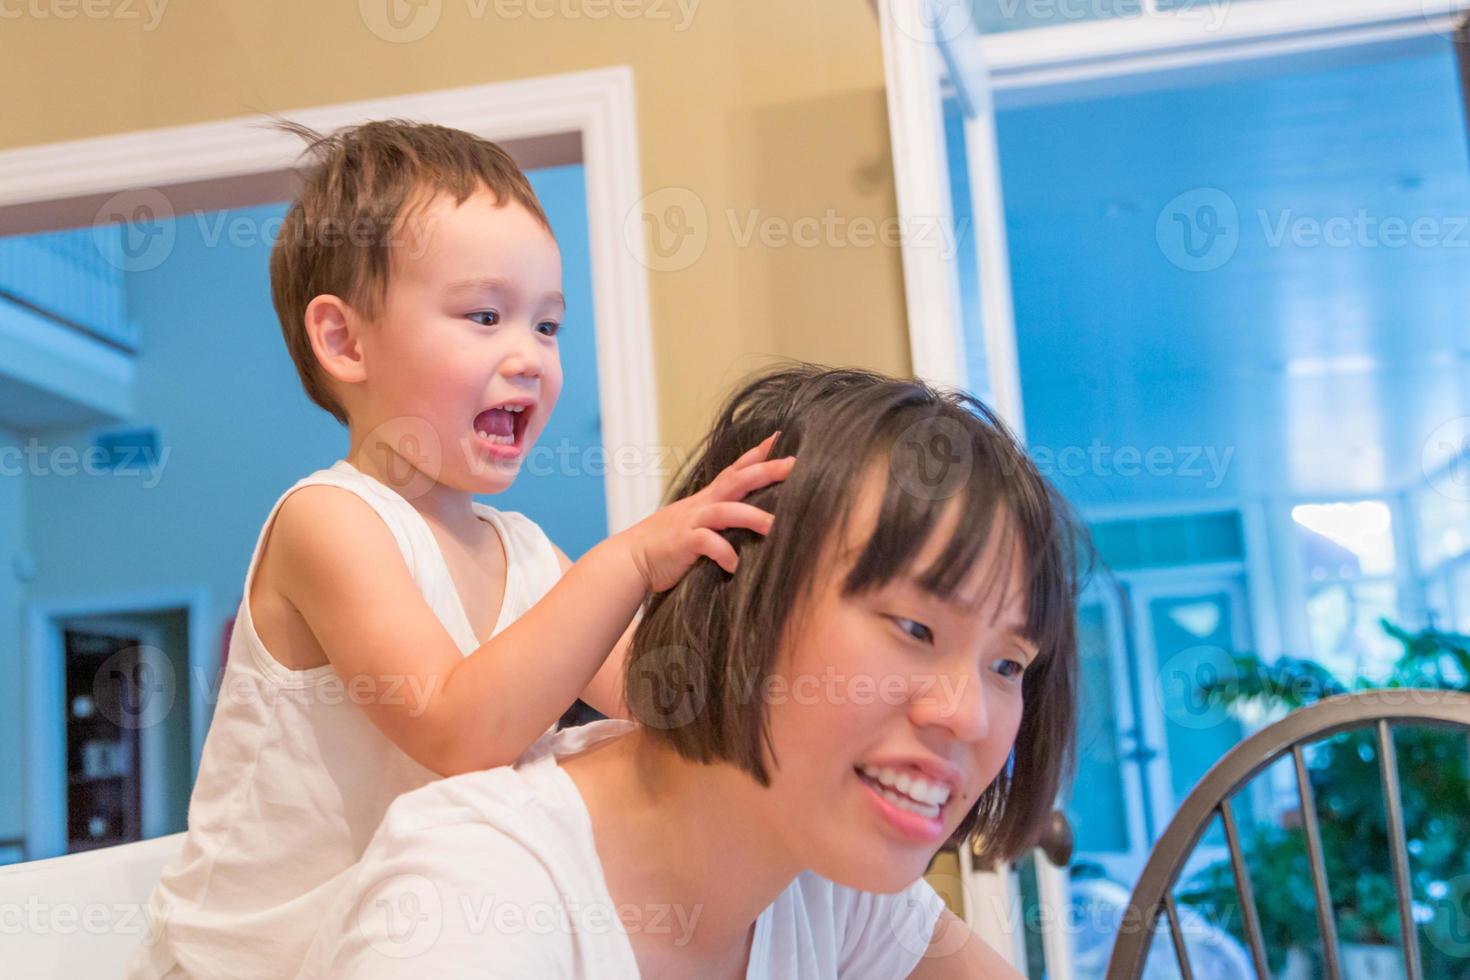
[0,0,912,455]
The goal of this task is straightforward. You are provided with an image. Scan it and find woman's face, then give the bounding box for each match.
[756,466,1038,893]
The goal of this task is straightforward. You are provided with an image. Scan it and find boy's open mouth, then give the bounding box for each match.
[473,403,532,458]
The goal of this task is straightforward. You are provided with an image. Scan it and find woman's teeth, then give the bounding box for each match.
[858,764,950,818]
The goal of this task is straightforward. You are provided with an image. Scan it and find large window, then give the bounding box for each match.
[1292,500,1404,680]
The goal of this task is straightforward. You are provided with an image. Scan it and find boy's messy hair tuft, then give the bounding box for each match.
[624,363,1088,864]
[267,117,551,425]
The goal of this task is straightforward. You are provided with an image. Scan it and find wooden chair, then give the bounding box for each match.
[1106,689,1470,980]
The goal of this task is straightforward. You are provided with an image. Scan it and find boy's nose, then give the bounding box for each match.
[502,332,544,379]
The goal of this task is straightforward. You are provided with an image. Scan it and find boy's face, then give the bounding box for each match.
[357,188,564,496]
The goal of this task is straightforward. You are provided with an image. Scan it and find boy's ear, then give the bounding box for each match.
[304,294,368,386]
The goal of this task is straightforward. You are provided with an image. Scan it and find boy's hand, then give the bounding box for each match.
[620,431,794,592]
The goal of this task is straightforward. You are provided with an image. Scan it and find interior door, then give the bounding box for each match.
[60,616,167,853]
[1128,573,1252,859]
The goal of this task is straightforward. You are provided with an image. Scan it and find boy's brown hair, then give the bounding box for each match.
[268,118,551,425]
[624,364,1085,865]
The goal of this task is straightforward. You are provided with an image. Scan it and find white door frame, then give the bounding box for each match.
[4,67,661,862]
[0,65,662,536]
[25,589,211,860]
[1072,580,1153,886]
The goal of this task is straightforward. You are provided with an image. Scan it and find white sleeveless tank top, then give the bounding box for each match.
[127,460,564,979]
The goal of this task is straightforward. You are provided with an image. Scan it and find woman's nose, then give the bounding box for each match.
[912,663,991,744]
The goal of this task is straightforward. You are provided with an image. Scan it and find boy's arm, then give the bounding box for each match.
[551,543,633,720]
[277,434,790,776]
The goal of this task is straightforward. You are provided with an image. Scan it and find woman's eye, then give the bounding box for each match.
[992,658,1027,681]
[536,320,561,337]
[468,310,500,327]
[892,617,933,644]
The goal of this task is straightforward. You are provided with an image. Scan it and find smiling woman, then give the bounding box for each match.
[296,364,1084,979]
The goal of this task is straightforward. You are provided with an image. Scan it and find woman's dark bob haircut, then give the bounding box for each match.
[624,364,1084,864]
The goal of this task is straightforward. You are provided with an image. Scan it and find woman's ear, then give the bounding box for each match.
[304,294,368,386]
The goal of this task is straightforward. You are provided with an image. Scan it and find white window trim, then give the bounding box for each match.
[984,0,1470,108]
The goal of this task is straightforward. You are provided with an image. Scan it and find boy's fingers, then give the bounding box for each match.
[716,455,796,500]
[728,431,781,471]
[694,528,739,574]
[699,501,776,535]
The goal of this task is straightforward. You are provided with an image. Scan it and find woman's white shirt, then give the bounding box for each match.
[295,719,946,979]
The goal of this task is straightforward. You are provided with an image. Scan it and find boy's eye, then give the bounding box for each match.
[537,320,561,337]
[468,310,500,326]
[892,616,933,644]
